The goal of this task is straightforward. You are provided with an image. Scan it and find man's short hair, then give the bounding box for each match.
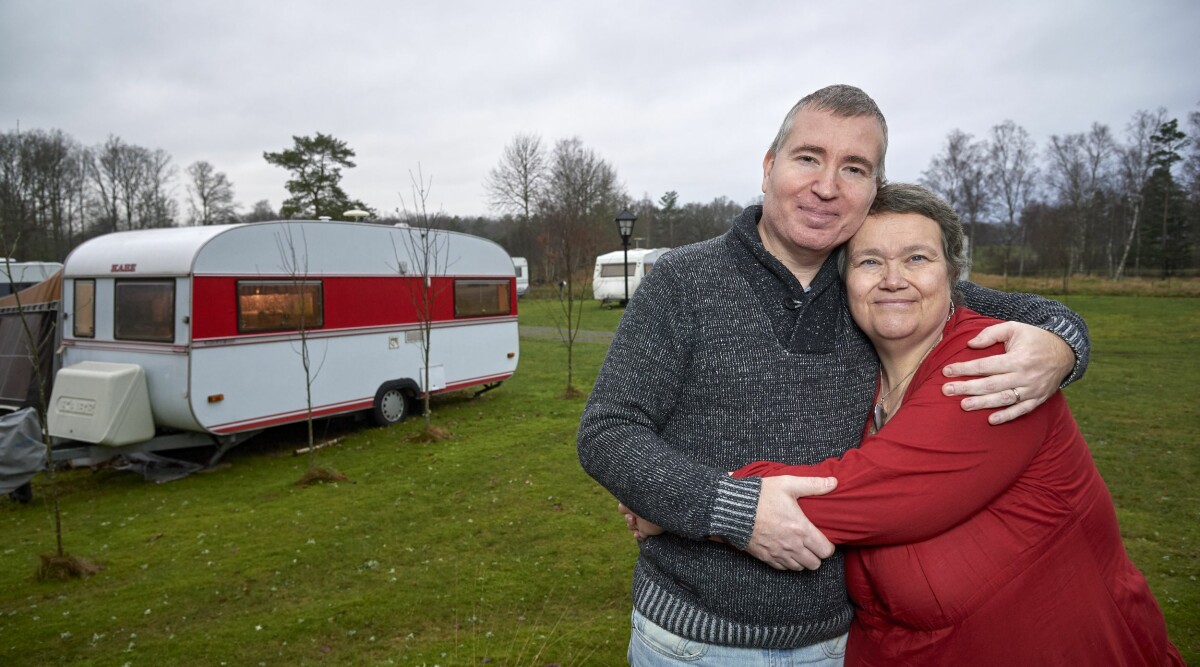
[769,84,889,184]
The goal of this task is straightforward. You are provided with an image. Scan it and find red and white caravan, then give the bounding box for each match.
[48,220,519,461]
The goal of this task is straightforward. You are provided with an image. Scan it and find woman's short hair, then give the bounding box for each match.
[839,183,969,299]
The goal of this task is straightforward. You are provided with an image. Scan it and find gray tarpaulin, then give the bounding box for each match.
[112,452,204,484]
[0,408,46,494]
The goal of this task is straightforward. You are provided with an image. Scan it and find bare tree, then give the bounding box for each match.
[396,166,451,438]
[921,130,990,264]
[87,137,123,234]
[1186,107,1200,272]
[89,137,177,232]
[137,148,177,228]
[273,223,344,484]
[1185,106,1200,197]
[0,244,100,578]
[0,128,88,260]
[186,160,237,226]
[676,197,741,246]
[1113,109,1167,279]
[1082,124,1117,275]
[0,131,33,254]
[242,200,279,223]
[107,138,148,231]
[487,133,548,282]
[986,121,1038,279]
[486,133,547,220]
[538,137,623,396]
[1044,123,1115,288]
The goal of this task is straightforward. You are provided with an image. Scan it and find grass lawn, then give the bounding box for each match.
[514,294,627,332]
[1057,294,1199,660]
[0,291,1195,665]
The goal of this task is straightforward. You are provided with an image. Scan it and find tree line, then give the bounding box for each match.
[0,130,364,261]
[4,102,1199,286]
[479,133,744,286]
[920,108,1200,282]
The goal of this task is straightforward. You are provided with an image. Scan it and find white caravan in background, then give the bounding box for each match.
[592,248,668,306]
[512,257,529,296]
[0,260,63,297]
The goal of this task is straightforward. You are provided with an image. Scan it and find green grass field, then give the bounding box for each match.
[0,291,1195,665]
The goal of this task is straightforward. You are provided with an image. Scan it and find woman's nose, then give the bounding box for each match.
[881,264,907,289]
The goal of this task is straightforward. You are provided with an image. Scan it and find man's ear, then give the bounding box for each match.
[761,150,776,194]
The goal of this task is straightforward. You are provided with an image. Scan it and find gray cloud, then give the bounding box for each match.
[2,0,1196,219]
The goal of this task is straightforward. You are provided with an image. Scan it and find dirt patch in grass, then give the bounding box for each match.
[295,467,351,487]
[36,553,104,581]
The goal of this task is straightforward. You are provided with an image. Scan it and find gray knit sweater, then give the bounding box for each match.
[577,205,1090,649]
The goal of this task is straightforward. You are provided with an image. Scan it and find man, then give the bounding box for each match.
[577,85,1087,665]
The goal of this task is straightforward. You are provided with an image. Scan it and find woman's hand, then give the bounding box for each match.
[618,503,665,541]
[941,321,1074,424]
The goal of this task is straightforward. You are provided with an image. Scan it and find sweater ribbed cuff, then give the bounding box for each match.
[1044,315,1089,387]
[710,475,760,549]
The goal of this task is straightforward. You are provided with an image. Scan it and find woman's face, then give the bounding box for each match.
[845,212,952,346]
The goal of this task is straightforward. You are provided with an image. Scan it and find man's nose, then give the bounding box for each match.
[811,167,839,199]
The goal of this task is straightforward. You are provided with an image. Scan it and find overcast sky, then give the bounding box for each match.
[2,1,1197,220]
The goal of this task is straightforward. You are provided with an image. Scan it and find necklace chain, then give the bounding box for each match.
[871,333,943,434]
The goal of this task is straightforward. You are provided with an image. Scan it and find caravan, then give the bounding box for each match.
[592,248,668,305]
[0,260,62,297]
[512,257,529,297]
[47,220,519,461]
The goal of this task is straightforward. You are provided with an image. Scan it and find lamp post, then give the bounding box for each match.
[614,209,637,306]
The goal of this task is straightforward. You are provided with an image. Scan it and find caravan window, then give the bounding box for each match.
[454,279,510,318]
[73,279,95,338]
[237,281,324,333]
[599,263,634,278]
[114,280,175,342]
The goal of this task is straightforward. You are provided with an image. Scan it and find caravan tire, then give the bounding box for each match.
[371,385,410,427]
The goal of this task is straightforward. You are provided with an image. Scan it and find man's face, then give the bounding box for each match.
[759,108,884,265]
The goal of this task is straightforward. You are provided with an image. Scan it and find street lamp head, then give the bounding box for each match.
[615,209,637,241]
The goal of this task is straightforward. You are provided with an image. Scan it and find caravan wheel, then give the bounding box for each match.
[371,385,410,426]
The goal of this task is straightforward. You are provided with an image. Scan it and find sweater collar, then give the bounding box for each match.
[729,205,842,300]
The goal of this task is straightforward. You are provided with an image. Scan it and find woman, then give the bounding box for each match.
[629,183,1183,665]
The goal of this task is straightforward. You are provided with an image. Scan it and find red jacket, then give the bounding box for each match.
[735,308,1183,666]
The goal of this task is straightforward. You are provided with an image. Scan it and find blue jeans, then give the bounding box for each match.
[628,609,847,666]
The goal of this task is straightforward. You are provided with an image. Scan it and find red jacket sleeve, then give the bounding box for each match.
[734,312,1052,546]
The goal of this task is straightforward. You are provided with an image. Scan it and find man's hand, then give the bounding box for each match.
[941,321,1073,425]
[745,475,837,571]
[618,503,664,541]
